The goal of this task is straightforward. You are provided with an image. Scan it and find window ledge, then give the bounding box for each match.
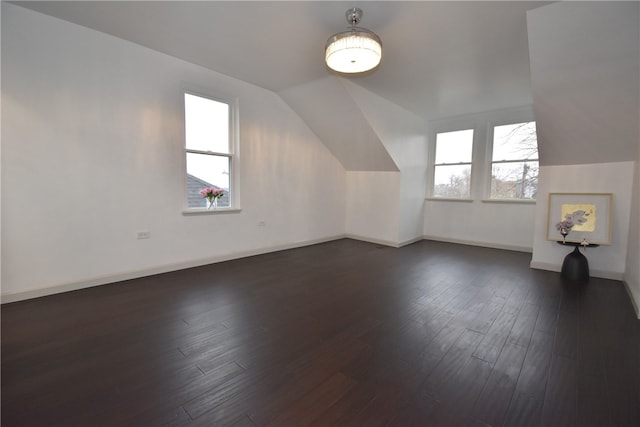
[182,208,242,216]
[425,197,473,203]
[481,199,536,205]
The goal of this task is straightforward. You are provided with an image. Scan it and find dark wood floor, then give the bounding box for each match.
[2,239,639,427]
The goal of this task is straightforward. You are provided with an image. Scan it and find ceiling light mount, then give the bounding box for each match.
[325,7,382,74]
[345,7,363,26]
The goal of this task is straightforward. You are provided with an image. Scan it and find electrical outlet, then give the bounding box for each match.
[136,231,151,239]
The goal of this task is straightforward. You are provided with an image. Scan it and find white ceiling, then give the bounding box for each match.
[14,1,550,121]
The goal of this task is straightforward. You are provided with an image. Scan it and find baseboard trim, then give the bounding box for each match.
[1,235,346,304]
[343,234,424,248]
[398,236,425,248]
[344,234,399,248]
[529,261,561,273]
[423,235,532,253]
[7,233,627,308]
[622,279,640,319]
[529,261,624,281]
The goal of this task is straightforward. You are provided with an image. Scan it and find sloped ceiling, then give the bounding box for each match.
[527,2,640,166]
[17,1,637,170]
[279,77,398,171]
[13,1,545,120]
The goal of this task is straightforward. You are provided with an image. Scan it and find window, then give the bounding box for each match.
[490,121,538,200]
[184,92,235,209]
[432,129,474,198]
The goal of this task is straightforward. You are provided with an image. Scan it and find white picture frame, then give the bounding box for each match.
[546,192,613,245]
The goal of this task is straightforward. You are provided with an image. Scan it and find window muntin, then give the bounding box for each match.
[432,129,474,198]
[184,92,233,209]
[490,122,538,200]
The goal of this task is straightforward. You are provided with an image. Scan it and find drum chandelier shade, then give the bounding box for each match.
[325,8,382,74]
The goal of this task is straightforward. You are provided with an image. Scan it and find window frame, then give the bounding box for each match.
[181,87,241,214]
[428,127,475,201]
[486,120,539,202]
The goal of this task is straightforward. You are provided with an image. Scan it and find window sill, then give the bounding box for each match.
[182,208,242,216]
[424,198,536,205]
[425,197,473,203]
[481,199,536,205]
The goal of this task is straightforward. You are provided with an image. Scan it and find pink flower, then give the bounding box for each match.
[556,210,590,241]
[556,219,574,231]
[200,187,224,200]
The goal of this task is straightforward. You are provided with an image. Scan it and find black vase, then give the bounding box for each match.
[561,246,589,281]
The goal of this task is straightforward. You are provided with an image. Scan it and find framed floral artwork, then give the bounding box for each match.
[546,193,613,245]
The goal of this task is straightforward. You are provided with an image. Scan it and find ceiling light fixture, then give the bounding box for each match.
[325,7,382,74]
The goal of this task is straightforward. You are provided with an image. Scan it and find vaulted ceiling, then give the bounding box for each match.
[13,1,548,121]
[12,1,638,170]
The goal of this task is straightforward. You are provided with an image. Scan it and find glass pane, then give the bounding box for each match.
[492,122,538,161]
[186,153,231,208]
[185,93,229,153]
[433,164,471,198]
[490,161,539,200]
[435,129,473,164]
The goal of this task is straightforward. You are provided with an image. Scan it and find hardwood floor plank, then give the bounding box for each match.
[533,295,561,334]
[266,372,356,427]
[503,391,544,427]
[515,329,554,397]
[473,309,518,366]
[246,339,368,425]
[339,386,409,427]
[308,381,377,426]
[181,363,271,421]
[507,302,540,348]
[435,355,494,417]
[2,239,639,427]
[540,355,577,426]
[386,397,440,427]
[471,341,528,426]
[553,283,579,360]
[420,328,485,398]
[467,298,506,334]
[601,340,640,426]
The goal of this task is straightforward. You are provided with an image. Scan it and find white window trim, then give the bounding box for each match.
[481,198,536,205]
[426,105,538,204]
[427,126,476,200]
[180,85,241,215]
[485,118,538,202]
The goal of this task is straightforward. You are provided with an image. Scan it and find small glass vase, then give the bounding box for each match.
[560,228,569,243]
[208,198,218,210]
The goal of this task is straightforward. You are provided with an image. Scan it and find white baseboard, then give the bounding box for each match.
[529,261,561,273]
[622,279,640,319]
[423,235,532,253]
[8,233,632,316]
[1,234,345,304]
[344,234,399,248]
[343,234,424,248]
[398,236,425,248]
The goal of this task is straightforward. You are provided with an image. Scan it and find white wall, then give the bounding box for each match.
[1,4,346,301]
[425,201,536,251]
[530,162,634,279]
[624,155,640,317]
[424,106,538,252]
[279,75,428,248]
[526,1,639,297]
[345,171,401,246]
[343,81,428,246]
